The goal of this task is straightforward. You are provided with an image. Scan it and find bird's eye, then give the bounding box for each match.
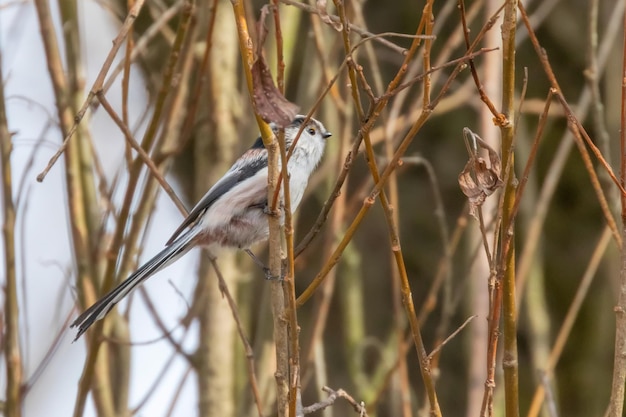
[308,127,316,135]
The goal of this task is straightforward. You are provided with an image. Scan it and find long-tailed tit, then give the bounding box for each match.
[71,115,331,340]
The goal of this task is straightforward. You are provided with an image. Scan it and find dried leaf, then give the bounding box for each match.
[251,5,299,128]
[251,56,299,128]
[458,128,503,218]
[317,0,343,31]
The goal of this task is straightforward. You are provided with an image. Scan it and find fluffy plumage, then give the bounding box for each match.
[70,115,331,340]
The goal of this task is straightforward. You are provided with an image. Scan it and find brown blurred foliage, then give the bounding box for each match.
[2,0,625,416]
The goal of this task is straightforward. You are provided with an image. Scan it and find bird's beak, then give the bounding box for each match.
[323,132,332,139]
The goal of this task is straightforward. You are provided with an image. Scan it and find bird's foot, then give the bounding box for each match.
[262,265,286,281]
[263,203,281,218]
[245,249,286,281]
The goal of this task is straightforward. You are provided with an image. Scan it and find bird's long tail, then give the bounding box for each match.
[70,229,200,341]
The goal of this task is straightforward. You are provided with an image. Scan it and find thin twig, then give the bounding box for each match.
[229,1,289,416]
[96,92,187,214]
[279,0,410,55]
[515,0,625,313]
[428,315,476,360]
[210,257,265,417]
[102,1,184,99]
[585,0,618,214]
[36,0,145,182]
[526,227,612,417]
[300,386,368,417]
[518,3,626,200]
[0,49,22,417]
[607,0,626,411]
[554,93,621,246]
[459,0,505,124]
[498,1,520,415]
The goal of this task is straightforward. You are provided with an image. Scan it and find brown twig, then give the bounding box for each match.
[428,315,476,360]
[72,4,195,416]
[296,40,490,306]
[164,365,193,417]
[608,0,626,412]
[352,1,411,408]
[585,0,618,214]
[230,1,289,416]
[497,1,520,416]
[136,287,192,361]
[268,4,302,415]
[368,208,470,411]
[332,0,442,415]
[36,0,146,182]
[527,226,612,417]
[210,257,264,417]
[102,1,185,102]
[505,87,555,270]
[96,92,187,214]
[518,3,626,200]
[459,0,505,124]
[477,0,520,415]
[130,350,180,413]
[0,50,22,417]
[279,0,410,55]
[293,48,494,258]
[515,0,626,310]
[122,0,134,131]
[554,93,621,246]
[33,0,117,415]
[178,0,218,149]
[301,386,368,417]
[98,0,194,320]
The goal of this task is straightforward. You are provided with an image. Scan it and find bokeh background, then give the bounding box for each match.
[0,0,623,416]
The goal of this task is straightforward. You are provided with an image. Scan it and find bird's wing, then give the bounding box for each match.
[165,140,268,246]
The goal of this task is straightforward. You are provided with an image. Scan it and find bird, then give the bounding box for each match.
[70,115,331,340]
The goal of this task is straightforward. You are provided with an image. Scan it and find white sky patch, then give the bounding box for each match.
[1,1,199,415]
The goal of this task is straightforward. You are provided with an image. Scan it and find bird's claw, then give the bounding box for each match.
[263,262,286,281]
[263,203,282,218]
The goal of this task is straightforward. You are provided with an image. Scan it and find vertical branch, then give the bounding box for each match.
[58,0,131,414]
[267,144,289,417]
[33,1,117,416]
[330,0,442,415]
[467,0,500,414]
[75,3,194,416]
[527,226,612,417]
[421,2,433,107]
[608,2,626,415]
[277,130,300,417]
[269,4,301,416]
[36,0,145,182]
[499,0,519,416]
[100,0,195,298]
[0,53,22,417]
[122,0,134,127]
[34,0,96,325]
[230,1,288,416]
[61,2,133,413]
[195,1,239,415]
[344,8,412,412]
[58,0,100,248]
[586,0,616,208]
[122,0,135,166]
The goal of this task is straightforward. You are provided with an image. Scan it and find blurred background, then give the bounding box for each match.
[0,0,622,416]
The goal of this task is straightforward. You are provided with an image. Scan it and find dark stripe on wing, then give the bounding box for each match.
[165,146,269,245]
[250,135,265,149]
